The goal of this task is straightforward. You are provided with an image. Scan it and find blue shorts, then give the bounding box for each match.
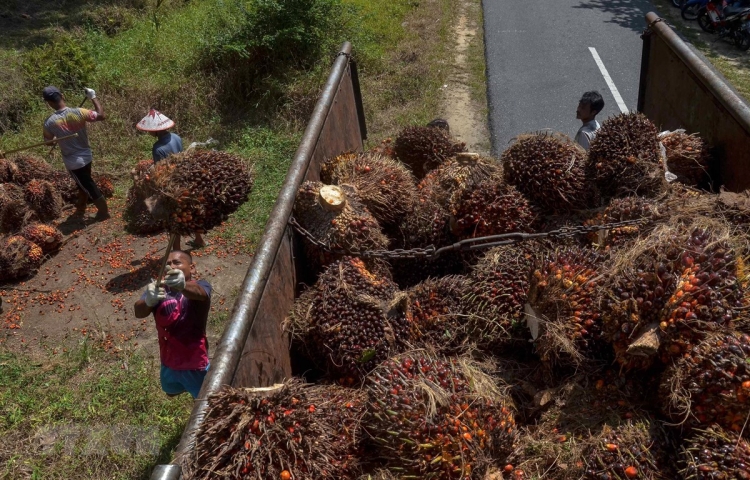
[160,364,209,398]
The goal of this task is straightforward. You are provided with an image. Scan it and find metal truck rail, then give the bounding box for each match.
[152,14,750,478]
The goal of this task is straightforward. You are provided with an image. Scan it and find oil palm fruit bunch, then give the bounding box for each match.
[587,113,666,198]
[0,183,33,234]
[50,171,77,203]
[24,179,62,222]
[20,223,62,254]
[320,152,358,182]
[661,131,711,187]
[502,132,592,214]
[0,235,44,281]
[660,331,750,432]
[185,381,366,480]
[528,247,607,366]
[364,352,516,479]
[582,418,677,479]
[0,159,18,183]
[417,153,502,210]
[9,154,54,185]
[679,425,750,479]
[450,179,538,239]
[602,224,742,369]
[155,150,254,235]
[320,152,418,227]
[393,126,466,179]
[289,257,411,383]
[124,188,167,234]
[408,275,476,352]
[357,471,397,480]
[462,244,540,339]
[92,173,114,198]
[293,181,389,272]
[584,196,661,249]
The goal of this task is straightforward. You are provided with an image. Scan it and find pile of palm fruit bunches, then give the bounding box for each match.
[185,114,750,480]
[0,155,113,281]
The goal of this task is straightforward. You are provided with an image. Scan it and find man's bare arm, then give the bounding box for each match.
[181,281,209,302]
[91,98,106,121]
[134,299,154,318]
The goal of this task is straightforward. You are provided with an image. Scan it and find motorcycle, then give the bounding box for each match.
[680,0,710,20]
[697,0,750,50]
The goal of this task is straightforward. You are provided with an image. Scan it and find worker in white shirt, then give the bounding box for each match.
[574,91,604,151]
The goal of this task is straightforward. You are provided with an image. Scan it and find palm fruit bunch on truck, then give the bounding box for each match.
[584,196,662,249]
[659,331,750,432]
[527,246,608,366]
[320,152,418,228]
[393,125,466,179]
[293,181,389,273]
[184,381,366,480]
[679,425,750,479]
[417,153,501,210]
[407,275,471,353]
[147,150,255,235]
[587,112,666,198]
[289,257,411,383]
[502,132,592,215]
[661,131,711,188]
[363,352,516,479]
[601,222,743,369]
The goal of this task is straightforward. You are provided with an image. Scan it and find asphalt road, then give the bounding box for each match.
[484,0,661,152]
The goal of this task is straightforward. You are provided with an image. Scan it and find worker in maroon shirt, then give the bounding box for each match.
[134,250,212,398]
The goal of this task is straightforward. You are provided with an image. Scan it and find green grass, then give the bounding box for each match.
[0,0,461,477]
[0,344,191,479]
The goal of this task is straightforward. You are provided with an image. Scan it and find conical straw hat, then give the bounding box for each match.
[136,109,175,132]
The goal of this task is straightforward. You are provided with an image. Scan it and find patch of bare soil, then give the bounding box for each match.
[441,0,491,154]
[0,201,252,359]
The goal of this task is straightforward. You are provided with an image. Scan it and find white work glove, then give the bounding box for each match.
[84,87,96,100]
[144,281,166,307]
[163,268,186,291]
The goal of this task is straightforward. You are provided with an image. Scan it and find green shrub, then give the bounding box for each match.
[22,34,96,96]
[202,0,350,96]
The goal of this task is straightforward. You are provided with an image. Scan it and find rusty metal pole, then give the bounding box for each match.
[149,42,361,480]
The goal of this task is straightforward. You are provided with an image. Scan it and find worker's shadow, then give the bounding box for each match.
[105,257,161,293]
[57,214,89,236]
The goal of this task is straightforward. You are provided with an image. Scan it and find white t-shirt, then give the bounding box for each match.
[575,119,600,151]
[43,107,99,170]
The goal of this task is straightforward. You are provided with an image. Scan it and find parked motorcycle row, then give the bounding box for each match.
[671,0,750,50]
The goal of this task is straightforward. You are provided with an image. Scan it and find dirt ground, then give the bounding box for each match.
[442,0,491,154]
[0,201,252,359]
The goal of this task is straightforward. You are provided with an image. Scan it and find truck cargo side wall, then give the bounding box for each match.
[232,62,366,388]
[639,12,750,191]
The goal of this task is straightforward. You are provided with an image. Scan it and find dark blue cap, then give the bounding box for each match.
[42,86,62,101]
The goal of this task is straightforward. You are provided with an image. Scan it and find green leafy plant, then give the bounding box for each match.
[22,34,95,96]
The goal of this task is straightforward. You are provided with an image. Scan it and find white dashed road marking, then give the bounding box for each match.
[589,47,629,114]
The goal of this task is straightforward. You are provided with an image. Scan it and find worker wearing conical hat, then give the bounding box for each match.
[136,109,204,249]
[136,109,183,163]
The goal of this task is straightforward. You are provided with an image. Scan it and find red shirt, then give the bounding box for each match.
[142,280,212,370]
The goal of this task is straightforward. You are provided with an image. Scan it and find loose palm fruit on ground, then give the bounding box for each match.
[602,224,742,369]
[8,154,54,184]
[24,179,62,222]
[289,257,411,383]
[528,246,608,366]
[587,112,666,199]
[661,131,711,188]
[679,425,750,479]
[364,352,516,479]
[321,152,418,227]
[0,235,44,281]
[20,223,62,254]
[502,132,593,214]
[293,181,389,273]
[393,125,466,179]
[660,331,750,432]
[184,380,365,480]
